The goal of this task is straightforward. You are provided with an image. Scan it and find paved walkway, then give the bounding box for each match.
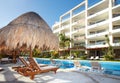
[0,63,120,83]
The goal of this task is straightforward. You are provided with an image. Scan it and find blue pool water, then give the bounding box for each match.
[36,58,74,69]
[35,58,120,76]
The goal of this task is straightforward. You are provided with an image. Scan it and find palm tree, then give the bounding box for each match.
[59,33,72,59]
[104,35,114,60]
[59,33,72,49]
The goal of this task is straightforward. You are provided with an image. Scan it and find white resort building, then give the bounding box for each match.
[52,0,120,58]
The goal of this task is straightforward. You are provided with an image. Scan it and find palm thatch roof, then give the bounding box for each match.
[0,12,59,55]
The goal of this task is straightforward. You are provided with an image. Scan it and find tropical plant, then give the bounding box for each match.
[103,35,115,60]
[59,33,73,59]
[33,48,41,57]
[20,51,29,57]
[50,51,59,59]
[80,55,87,60]
[59,33,72,48]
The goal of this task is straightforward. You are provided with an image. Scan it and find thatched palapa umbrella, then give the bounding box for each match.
[0,12,59,59]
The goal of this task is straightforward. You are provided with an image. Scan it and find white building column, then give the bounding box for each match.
[109,0,113,45]
[85,0,88,54]
[70,10,72,48]
[59,16,62,34]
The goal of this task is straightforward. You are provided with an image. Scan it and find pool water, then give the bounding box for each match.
[36,58,74,69]
[35,58,120,76]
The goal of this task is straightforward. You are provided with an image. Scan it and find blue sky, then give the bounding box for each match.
[0,0,99,28]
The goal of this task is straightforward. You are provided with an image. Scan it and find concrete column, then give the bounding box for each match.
[70,11,72,48]
[59,17,62,34]
[69,11,72,57]
[108,0,113,45]
[85,0,88,54]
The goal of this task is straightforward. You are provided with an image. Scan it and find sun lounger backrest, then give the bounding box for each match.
[91,61,101,70]
[19,57,29,67]
[74,60,81,68]
[27,58,41,71]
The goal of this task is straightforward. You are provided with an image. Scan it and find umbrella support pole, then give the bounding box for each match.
[13,51,17,63]
[30,47,32,58]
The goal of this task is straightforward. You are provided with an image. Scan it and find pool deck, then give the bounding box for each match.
[0,63,120,83]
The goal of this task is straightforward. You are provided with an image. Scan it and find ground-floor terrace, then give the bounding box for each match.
[87,46,120,59]
[0,63,120,83]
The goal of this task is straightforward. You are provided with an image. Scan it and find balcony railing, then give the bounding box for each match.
[88,41,106,46]
[72,19,85,25]
[61,24,70,29]
[88,8,108,17]
[53,27,59,31]
[73,26,85,31]
[73,44,85,47]
[113,39,120,43]
[89,30,107,36]
[74,36,85,41]
[113,13,120,18]
[96,41,106,45]
[113,25,120,30]
[89,19,106,26]
[74,34,85,37]
[65,32,70,35]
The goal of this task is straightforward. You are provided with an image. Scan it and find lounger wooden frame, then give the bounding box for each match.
[19,57,59,79]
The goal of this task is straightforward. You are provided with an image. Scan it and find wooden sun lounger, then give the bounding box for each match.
[22,57,59,79]
[73,60,91,70]
[12,57,48,72]
[91,61,102,71]
[12,57,29,71]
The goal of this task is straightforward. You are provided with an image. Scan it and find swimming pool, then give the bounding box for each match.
[36,58,74,68]
[35,58,120,76]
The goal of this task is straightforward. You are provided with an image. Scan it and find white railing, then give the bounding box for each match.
[88,8,108,19]
[88,30,108,38]
[74,36,85,41]
[61,24,70,29]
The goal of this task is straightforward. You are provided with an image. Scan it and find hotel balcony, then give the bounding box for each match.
[113,39,120,43]
[86,41,107,49]
[87,19,109,29]
[112,25,120,34]
[74,36,85,42]
[53,28,60,33]
[87,8,109,20]
[64,32,70,36]
[112,4,120,21]
[88,0,108,16]
[112,39,120,46]
[72,11,85,19]
[61,24,70,31]
[112,13,120,22]
[87,30,108,39]
[52,21,59,28]
[72,26,85,34]
[113,13,120,18]
[72,18,85,26]
[53,27,59,31]
[61,12,70,23]
[73,42,85,48]
[72,1,85,16]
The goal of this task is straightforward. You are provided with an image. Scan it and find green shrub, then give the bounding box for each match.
[0,54,8,58]
[104,55,114,61]
[50,51,59,59]
[80,55,87,60]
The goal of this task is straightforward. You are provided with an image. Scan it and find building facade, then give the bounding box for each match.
[52,0,120,58]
